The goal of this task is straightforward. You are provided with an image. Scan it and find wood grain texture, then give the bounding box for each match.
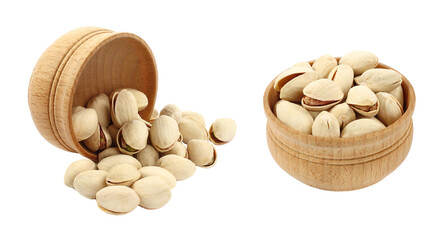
[263,61,416,191]
[29,27,158,161]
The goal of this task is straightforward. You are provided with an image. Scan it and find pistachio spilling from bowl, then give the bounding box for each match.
[272,51,405,138]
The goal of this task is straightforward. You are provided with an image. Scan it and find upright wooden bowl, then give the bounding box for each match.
[28,27,157,161]
[264,61,415,191]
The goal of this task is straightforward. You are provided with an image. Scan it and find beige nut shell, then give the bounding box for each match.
[73,170,107,199]
[136,145,160,166]
[339,50,379,75]
[158,155,196,181]
[187,139,217,167]
[209,118,237,145]
[274,100,313,134]
[64,159,97,188]
[96,186,140,215]
[132,176,171,209]
[97,154,142,171]
[139,166,176,189]
[341,118,386,138]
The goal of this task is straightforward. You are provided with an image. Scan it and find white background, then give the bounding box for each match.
[0,0,442,239]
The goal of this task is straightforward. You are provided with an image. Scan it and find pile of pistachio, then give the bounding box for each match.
[65,89,236,214]
[274,50,404,137]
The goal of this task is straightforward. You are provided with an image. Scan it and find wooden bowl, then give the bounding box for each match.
[263,60,415,191]
[28,27,157,161]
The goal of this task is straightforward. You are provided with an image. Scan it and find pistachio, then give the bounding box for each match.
[116,120,149,155]
[73,170,107,199]
[158,155,196,181]
[97,154,142,171]
[160,142,188,158]
[328,64,354,97]
[139,166,177,190]
[132,176,171,209]
[98,147,121,161]
[150,115,181,152]
[354,68,402,93]
[83,124,112,152]
[110,89,140,128]
[329,103,356,129]
[106,124,119,147]
[178,116,209,144]
[110,88,149,112]
[376,92,404,126]
[312,55,337,78]
[341,118,386,138]
[160,104,182,123]
[339,50,378,75]
[312,111,340,137]
[64,159,97,188]
[274,100,313,134]
[346,85,379,117]
[292,61,312,69]
[96,186,140,215]
[106,163,141,187]
[136,145,159,166]
[187,139,217,168]
[72,108,98,141]
[209,118,237,145]
[279,69,318,103]
[273,66,314,91]
[182,111,206,126]
[87,93,111,127]
[301,79,343,111]
[389,86,404,108]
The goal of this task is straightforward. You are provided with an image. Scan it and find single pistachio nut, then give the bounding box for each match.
[109,88,149,112]
[106,163,141,187]
[83,124,112,153]
[72,106,85,115]
[87,93,111,127]
[64,159,97,188]
[107,124,119,147]
[329,103,356,129]
[292,61,312,69]
[274,100,313,134]
[116,120,149,155]
[354,68,402,93]
[150,115,181,152]
[312,111,340,138]
[339,50,378,75]
[301,79,344,111]
[160,104,182,123]
[72,108,98,141]
[132,176,171,209]
[182,111,206,126]
[136,145,160,166]
[389,85,404,108]
[273,66,315,91]
[111,89,140,128]
[161,142,188,158]
[328,64,354,97]
[96,186,140,215]
[73,170,107,199]
[139,166,176,190]
[312,55,337,78]
[98,147,121,161]
[158,155,196,181]
[209,118,237,145]
[97,154,142,171]
[187,139,217,168]
[346,85,379,117]
[178,116,209,144]
[279,69,318,103]
[376,92,404,126]
[341,118,386,138]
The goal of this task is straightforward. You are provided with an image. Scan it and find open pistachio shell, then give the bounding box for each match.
[97,154,142,171]
[329,103,356,129]
[339,50,378,75]
[341,118,386,138]
[106,163,141,187]
[274,100,313,134]
[187,139,217,168]
[87,93,111,128]
[328,64,354,97]
[72,108,98,141]
[150,115,182,152]
[132,176,171,209]
[111,89,140,128]
[84,124,112,153]
[389,86,404,108]
[312,55,337,78]
[98,147,121,161]
[279,70,318,103]
[160,142,188,158]
[73,170,107,199]
[312,111,340,138]
[346,85,379,117]
[109,88,148,112]
[354,68,402,93]
[182,111,206,127]
[160,104,182,123]
[158,155,196,181]
[209,118,237,145]
[273,66,313,91]
[96,186,140,215]
[64,159,97,188]
[301,79,344,111]
[117,120,149,155]
[376,92,404,126]
[178,116,209,144]
[139,166,177,190]
[136,145,159,167]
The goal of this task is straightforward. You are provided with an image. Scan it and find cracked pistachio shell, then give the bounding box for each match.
[96,186,139,215]
[279,70,318,103]
[312,55,338,79]
[64,159,97,188]
[72,108,98,141]
[111,89,140,128]
[136,145,159,166]
[150,115,181,152]
[376,92,404,126]
[346,85,379,117]
[389,86,404,108]
[328,64,354,97]
[273,66,314,91]
[274,100,313,134]
[98,147,121,161]
[107,124,119,147]
[84,124,112,153]
[139,166,176,190]
[161,142,188,158]
[187,139,217,168]
[341,118,385,138]
[329,103,356,129]
[87,93,111,127]
[301,79,344,111]
[179,116,209,144]
[158,155,196,181]
[132,176,171,209]
[355,69,402,93]
[73,170,107,199]
[339,50,378,75]
[106,163,141,187]
[110,88,149,112]
[292,61,312,69]
[182,111,206,126]
[160,104,182,123]
[312,111,340,138]
[117,120,149,155]
[97,154,141,171]
[209,118,237,145]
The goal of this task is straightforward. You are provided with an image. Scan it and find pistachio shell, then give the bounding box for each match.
[97,154,142,171]
[341,118,386,138]
[106,163,141,187]
[111,89,140,128]
[329,103,356,129]
[106,124,119,147]
[160,142,188,158]
[376,92,404,126]
[339,50,378,75]
[301,79,344,111]
[98,147,121,161]
[132,176,171,209]
[139,166,176,189]
[160,104,182,123]
[312,111,340,137]
[83,124,112,152]
[187,139,217,168]
[96,186,140,215]
[292,61,312,69]
[158,155,196,181]
[150,115,181,152]
[209,118,237,145]
[109,88,148,112]
[178,116,209,144]
[87,93,111,127]
[64,159,97,188]
[312,55,337,78]
[182,111,206,126]
[328,64,354,97]
[346,85,379,117]
[274,100,313,134]
[273,66,313,91]
[117,120,149,155]
[73,170,107,199]
[389,86,404,108]
[354,69,402,93]
[279,70,318,103]
[72,108,98,141]
[136,145,159,166]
